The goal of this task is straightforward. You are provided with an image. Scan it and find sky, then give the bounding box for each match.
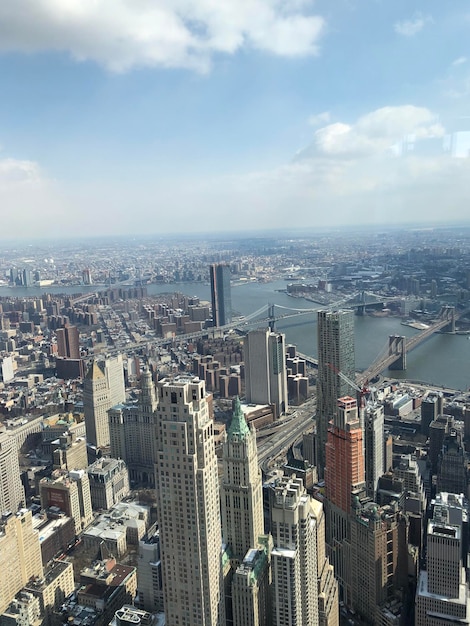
[0,0,469,239]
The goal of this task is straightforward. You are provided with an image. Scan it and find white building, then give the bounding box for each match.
[363,402,384,500]
[155,377,224,625]
[84,355,125,448]
[415,494,470,625]
[221,396,264,566]
[0,429,24,515]
[271,476,319,626]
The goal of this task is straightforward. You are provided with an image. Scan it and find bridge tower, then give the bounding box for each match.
[357,291,366,316]
[268,304,276,332]
[440,306,455,333]
[388,335,407,371]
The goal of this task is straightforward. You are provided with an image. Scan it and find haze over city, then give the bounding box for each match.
[0,0,469,239]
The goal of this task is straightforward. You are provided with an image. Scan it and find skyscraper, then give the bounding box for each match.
[210,263,232,327]
[316,309,355,476]
[0,429,25,514]
[84,356,126,448]
[270,475,319,625]
[109,367,157,487]
[155,377,224,625]
[56,325,80,359]
[363,402,384,500]
[325,396,365,515]
[244,329,288,417]
[0,510,43,614]
[324,396,365,606]
[83,361,111,448]
[221,396,264,566]
[415,493,470,625]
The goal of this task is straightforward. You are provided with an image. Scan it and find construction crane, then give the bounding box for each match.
[327,362,376,407]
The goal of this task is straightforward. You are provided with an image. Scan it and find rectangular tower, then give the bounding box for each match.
[270,476,319,626]
[325,397,365,515]
[56,325,80,359]
[210,263,232,327]
[155,377,224,625]
[244,329,288,418]
[0,429,25,514]
[316,310,355,476]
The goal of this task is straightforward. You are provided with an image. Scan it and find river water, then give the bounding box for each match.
[2,280,469,391]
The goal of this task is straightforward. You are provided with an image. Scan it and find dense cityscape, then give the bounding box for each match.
[0,227,469,625]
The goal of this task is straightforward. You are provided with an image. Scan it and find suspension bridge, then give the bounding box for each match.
[231,299,459,381]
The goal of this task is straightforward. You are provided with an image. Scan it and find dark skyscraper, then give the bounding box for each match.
[210,263,232,327]
[316,309,355,476]
[56,325,80,359]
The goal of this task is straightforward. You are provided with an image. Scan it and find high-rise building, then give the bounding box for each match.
[270,475,319,626]
[221,396,264,566]
[155,377,224,625]
[105,354,126,408]
[415,493,470,625]
[210,263,232,327]
[232,544,271,626]
[84,361,111,447]
[363,402,384,500]
[56,325,80,359]
[0,510,43,614]
[350,503,404,624]
[84,356,125,448]
[136,523,164,614]
[324,397,365,606]
[437,426,467,495]
[109,368,157,487]
[325,397,365,515]
[244,329,288,418]
[316,310,355,475]
[0,429,24,515]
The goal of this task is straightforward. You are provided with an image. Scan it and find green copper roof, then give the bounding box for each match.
[227,396,250,440]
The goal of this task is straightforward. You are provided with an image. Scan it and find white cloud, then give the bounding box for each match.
[0,157,43,186]
[297,105,444,159]
[0,0,325,72]
[394,13,431,37]
[452,56,467,67]
[308,111,331,127]
[1,104,468,238]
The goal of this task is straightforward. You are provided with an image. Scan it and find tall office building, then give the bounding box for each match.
[350,503,403,624]
[310,498,339,626]
[221,396,264,566]
[270,476,319,626]
[105,354,126,408]
[155,377,224,625]
[316,310,355,476]
[244,329,288,418]
[363,402,384,500]
[109,368,157,486]
[84,356,125,448]
[210,263,232,327]
[324,397,365,606]
[0,510,43,614]
[232,544,271,626]
[415,493,470,625]
[0,429,24,514]
[325,397,365,515]
[56,325,80,359]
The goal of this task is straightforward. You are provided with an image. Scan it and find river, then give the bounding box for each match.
[1,280,468,391]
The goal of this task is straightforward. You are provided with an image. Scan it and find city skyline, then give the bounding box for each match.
[0,1,469,239]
